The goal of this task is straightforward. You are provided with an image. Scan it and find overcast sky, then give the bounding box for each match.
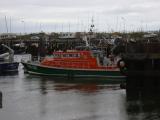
[0,0,160,33]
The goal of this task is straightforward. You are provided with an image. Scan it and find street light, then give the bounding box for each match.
[21,20,25,34]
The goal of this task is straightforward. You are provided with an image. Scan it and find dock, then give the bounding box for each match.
[120,41,160,99]
[0,91,2,108]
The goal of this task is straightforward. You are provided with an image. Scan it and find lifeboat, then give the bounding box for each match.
[21,49,126,80]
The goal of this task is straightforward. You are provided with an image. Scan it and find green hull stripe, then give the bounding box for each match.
[28,71,126,78]
[25,62,120,71]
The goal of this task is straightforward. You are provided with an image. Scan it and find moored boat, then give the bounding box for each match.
[0,62,19,74]
[0,44,19,75]
[21,49,126,80]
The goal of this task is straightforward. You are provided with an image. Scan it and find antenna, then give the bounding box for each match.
[89,16,95,33]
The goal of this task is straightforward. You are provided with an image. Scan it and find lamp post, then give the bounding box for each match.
[21,20,25,34]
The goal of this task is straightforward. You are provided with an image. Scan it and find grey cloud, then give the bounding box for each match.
[102,3,158,16]
[0,0,160,33]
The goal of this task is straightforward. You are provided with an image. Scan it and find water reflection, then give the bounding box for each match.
[126,99,160,120]
[126,89,160,120]
[25,76,160,120]
[54,84,108,93]
[38,76,121,93]
[0,71,18,76]
[22,75,160,120]
[125,77,160,120]
[28,76,127,120]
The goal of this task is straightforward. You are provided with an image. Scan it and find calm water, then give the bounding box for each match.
[0,64,160,120]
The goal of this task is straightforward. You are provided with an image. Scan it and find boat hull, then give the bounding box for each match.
[0,62,19,75]
[22,61,125,80]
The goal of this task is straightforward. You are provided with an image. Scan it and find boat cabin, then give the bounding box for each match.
[41,50,118,70]
[41,50,102,69]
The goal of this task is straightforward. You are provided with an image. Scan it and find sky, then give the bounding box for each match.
[0,0,160,33]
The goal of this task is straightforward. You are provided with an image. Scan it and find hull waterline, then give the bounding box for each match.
[0,62,19,75]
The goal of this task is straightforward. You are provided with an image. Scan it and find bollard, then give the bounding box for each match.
[0,91,2,108]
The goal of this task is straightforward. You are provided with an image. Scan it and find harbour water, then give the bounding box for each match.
[0,63,160,120]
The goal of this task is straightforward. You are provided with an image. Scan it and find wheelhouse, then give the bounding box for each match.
[52,51,93,59]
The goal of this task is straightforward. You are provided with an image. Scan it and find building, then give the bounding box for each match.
[59,32,76,39]
[0,33,17,40]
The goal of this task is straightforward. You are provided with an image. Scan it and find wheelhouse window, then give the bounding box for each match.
[53,54,61,58]
[53,53,80,58]
[63,53,80,58]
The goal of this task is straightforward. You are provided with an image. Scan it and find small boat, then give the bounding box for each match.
[21,49,125,80]
[0,44,19,75]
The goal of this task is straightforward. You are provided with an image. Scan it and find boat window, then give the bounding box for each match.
[53,53,80,58]
[73,54,76,57]
[69,54,73,57]
[74,54,80,57]
[72,54,76,57]
[61,53,80,58]
[53,54,61,58]
[63,54,67,57]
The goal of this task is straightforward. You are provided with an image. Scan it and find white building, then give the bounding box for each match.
[59,32,76,39]
[0,33,17,40]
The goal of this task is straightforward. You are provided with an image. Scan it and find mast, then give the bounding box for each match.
[88,16,95,46]
[10,17,11,33]
[5,16,8,33]
[89,16,95,33]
